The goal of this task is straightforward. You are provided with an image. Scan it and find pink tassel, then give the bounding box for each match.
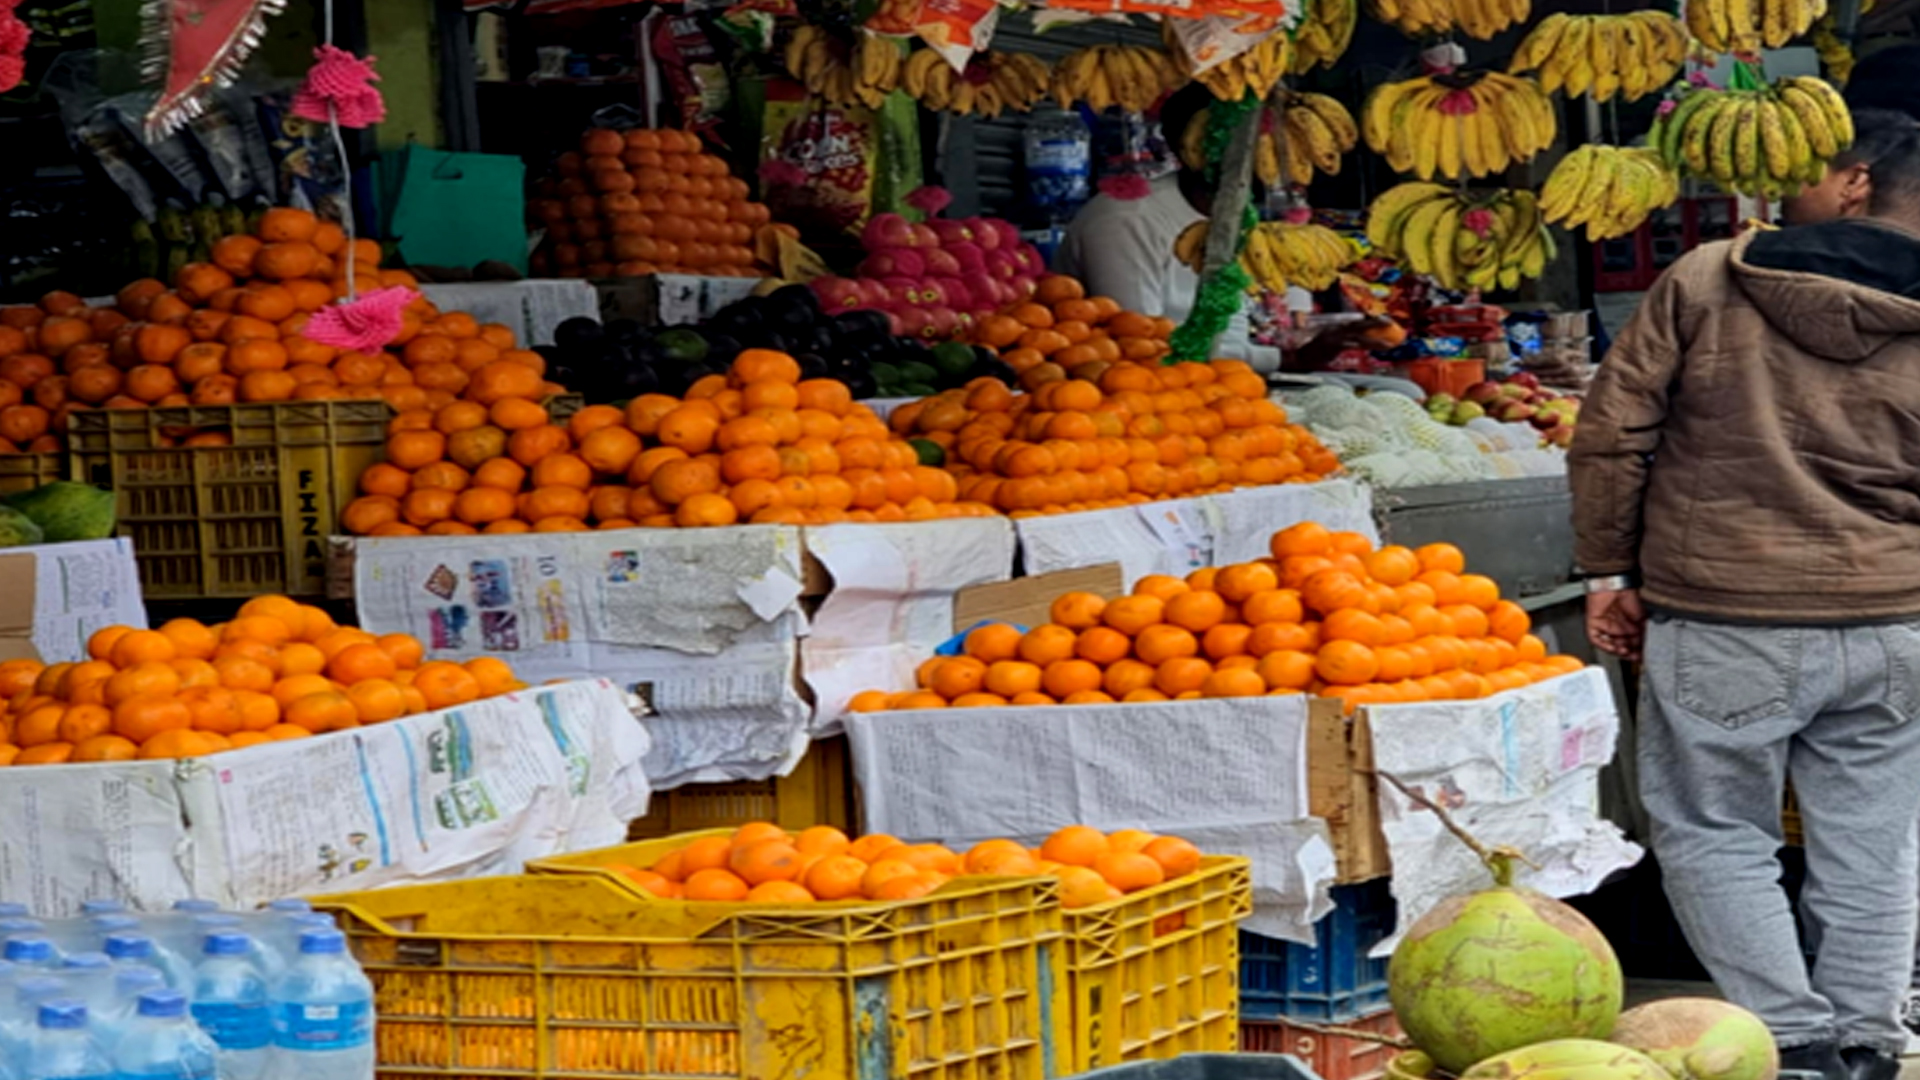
[1098,174,1152,201]
[292,44,386,128]
[302,287,418,352]
[903,185,953,215]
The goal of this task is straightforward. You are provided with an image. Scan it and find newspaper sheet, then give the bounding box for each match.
[0,680,649,914]
[847,695,1334,941]
[418,280,599,346]
[30,539,147,663]
[802,518,1018,734]
[352,526,810,785]
[1016,479,1378,587]
[1365,667,1643,955]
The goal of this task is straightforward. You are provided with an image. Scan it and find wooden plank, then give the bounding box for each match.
[952,563,1126,633]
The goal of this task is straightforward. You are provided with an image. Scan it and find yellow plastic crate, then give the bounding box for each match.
[627,735,852,839]
[0,452,63,497]
[1060,856,1252,1073]
[312,869,1065,1080]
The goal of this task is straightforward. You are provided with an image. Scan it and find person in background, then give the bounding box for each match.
[1844,44,1920,122]
[1571,117,1920,1080]
[1783,110,1920,225]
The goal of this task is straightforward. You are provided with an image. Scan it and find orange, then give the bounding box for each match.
[1315,641,1379,686]
[1154,656,1213,696]
[795,825,850,857]
[1143,836,1202,878]
[963,623,1024,663]
[284,691,358,733]
[1270,522,1332,559]
[804,854,870,900]
[1416,543,1467,574]
[1201,667,1267,698]
[1018,625,1079,666]
[730,839,805,885]
[104,662,182,707]
[1074,626,1132,666]
[1164,590,1227,633]
[465,657,517,697]
[112,695,191,743]
[683,868,751,901]
[1257,650,1318,691]
[1059,866,1123,909]
[1042,659,1103,698]
[1101,595,1164,635]
[328,642,398,684]
[983,661,1043,698]
[1488,601,1531,643]
[1049,591,1107,630]
[158,618,219,661]
[14,743,75,765]
[1101,658,1158,698]
[927,657,987,700]
[1094,851,1167,892]
[414,662,480,709]
[1041,825,1109,867]
[1132,575,1191,602]
[1457,574,1502,611]
[1215,562,1281,602]
[1201,623,1253,660]
[109,629,177,667]
[72,734,139,762]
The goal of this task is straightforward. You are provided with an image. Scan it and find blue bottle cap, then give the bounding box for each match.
[297,929,346,955]
[114,967,164,998]
[103,935,153,960]
[192,914,240,928]
[15,977,64,1005]
[202,933,251,958]
[36,1001,86,1030]
[78,900,124,917]
[0,918,43,935]
[61,952,109,971]
[0,903,28,918]
[265,898,312,913]
[135,990,187,1019]
[89,915,138,934]
[171,899,221,914]
[4,937,54,963]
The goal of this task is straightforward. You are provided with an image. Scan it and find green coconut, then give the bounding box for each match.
[1387,851,1625,1073]
[1463,1038,1675,1080]
[1610,999,1777,1080]
[1386,1051,1438,1080]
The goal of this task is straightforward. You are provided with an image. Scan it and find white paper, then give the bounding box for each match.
[0,680,649,914]
[1016,480,1378,588]
[27,539,146,663]
[650,274,761,326]
[802,519,1017,733]
[1365,667,1643,955]
[351,527,811,785]
[846,695,1333,942]
[418,281,599,347]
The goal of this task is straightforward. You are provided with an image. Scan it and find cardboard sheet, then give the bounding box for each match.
[0,540,146,664]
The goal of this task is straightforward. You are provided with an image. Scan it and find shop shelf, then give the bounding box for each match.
[0,452,64,497]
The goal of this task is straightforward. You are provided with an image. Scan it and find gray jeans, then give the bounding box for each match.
[1639,616,1920,1054]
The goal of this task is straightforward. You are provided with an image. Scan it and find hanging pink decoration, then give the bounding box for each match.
[142,0,287,139]
[1097,174,1152,200]
[301,286,418,352]
[292,44,385,128]
[0,0,29,94]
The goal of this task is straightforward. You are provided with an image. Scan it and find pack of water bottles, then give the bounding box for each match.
[0,898,374,1080]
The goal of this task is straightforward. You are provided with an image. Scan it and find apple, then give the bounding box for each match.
[1496,382,1531,400]
[1463,381,1504,405]
[1425,392,1456,412]
[1491,400,1536,423]
[1507,371,1541,390]
[1450,401,1486,424]
[1529,411,1561,431]
[1546,424,1575,449]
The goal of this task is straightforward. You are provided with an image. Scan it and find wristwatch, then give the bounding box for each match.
[1582,574,1636,594]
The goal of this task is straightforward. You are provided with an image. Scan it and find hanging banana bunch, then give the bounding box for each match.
[1366,184,1555,292]
[1367,0,1529,41]
[1173,218,1358,291]
[1648,76,1855,197]
[784,27,900,109]
[1264,93,1360,187]
[1163,25,1292,101]
[1362,72,1557,180]
[1685,0,1827,55]
[1508,12,1689,101]
[901,49,1052,118]
[1051,44,1187,113]
[1292,0,1359,73]
[1540,146,1682,240]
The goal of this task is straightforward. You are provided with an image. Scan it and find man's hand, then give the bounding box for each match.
[1586,588,1646,661]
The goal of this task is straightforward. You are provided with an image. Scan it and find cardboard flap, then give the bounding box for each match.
[952,563,1124,634]
[0,553,38,663]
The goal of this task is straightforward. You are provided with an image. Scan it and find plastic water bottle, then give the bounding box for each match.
[255,916,330,976]
[268,931,371,1080]
[2,943,56,975]
[105,970,162,1026]
[1024,108,1092,224]
[189,936,268,1080]
[49,960,110,1035]
[0,925,43,947]
[99,940,182,993]
[187,918,278,982]
[0,907,27,921]
[148,903,221,962]
[111,992,213,1080]
[20,1002,111,1080]
[71,907,118,923]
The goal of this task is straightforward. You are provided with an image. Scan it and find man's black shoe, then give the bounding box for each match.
[1840,1046,1900,1080]
[1778,1040,1848,1080]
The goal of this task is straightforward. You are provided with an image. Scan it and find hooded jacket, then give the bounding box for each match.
[1569,218,1920,623]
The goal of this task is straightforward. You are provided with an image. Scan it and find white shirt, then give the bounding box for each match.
[1053,175,1286,373]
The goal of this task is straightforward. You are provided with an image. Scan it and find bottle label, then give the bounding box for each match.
[192,1001,270,1051]
[274,1000,371,1051]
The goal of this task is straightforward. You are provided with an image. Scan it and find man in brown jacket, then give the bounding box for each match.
[1570,116,1920,1080]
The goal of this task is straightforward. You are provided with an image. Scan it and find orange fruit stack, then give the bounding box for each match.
[343,348,999,535]
[970,275,1175,381]
[0,206,566,457]
[891,357,1341,515]
[852,522,1585,714]
[606,821,1204,908]
[528,127,777,280]
[0,595,525,766]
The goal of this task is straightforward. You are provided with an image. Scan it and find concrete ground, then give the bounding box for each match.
[1624,981,1920,1077]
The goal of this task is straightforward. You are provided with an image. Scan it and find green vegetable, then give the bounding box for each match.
[0,506,44,549]
[909,438,946,467]
[2,482,117,544]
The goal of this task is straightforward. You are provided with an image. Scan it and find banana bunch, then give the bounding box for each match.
[784,28,899,108]
[1508,12,1688,101]
[1366,183,1556,292]
[1263,93,1360,187]
[1051,44,1186,113]
[1366,0,1528,41]
[1291,0,1359,73]
[1685,0,1827,55]
[1812,14,1855,84]
[1164,27,1291,101]
[1363,73,1556,180]
[902,49,1052,117]
[1649,77,1855,197]
[1541,146,1681,240]
[1172,219,1357,291]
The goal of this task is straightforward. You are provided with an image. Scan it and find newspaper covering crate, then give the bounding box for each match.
[1061,856,1252,1072]
[0,539,146,665]
[623,735,852,839]
[1240,1009,1404,1080]
[0,452,62,497]
[1239,880,1394,1022]
[313,870,1065,1080]
[68,401,389,597]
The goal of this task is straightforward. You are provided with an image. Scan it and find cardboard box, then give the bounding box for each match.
[1306,700,1389,884]
[594,273,764,327]
[0,552,37,662]
[0,540,146,665]
[950,563,1124,634]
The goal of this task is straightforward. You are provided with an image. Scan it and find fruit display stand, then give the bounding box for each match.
[311,863,1066,1080]
[0,538,145,665]
[0,678,649,913]
[414,279,601,347]
[625,733,855,840]
[1373,476,1575,600]
[596,272,765,327]
[0,450,62,498]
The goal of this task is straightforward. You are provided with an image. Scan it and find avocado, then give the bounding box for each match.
[898,360,937,385]
[930,341,976,377]
[657,328,709,365]
[909,438,947,467]
[554,316,604,351]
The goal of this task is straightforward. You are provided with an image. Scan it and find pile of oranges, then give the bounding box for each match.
[344,348,998,534]
[852,521,1585,714]
[528,127,777,280]
[969,276,1175,383]
[0,595,525,766]
[891,357,1340,515]
[607,821,1204,909]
